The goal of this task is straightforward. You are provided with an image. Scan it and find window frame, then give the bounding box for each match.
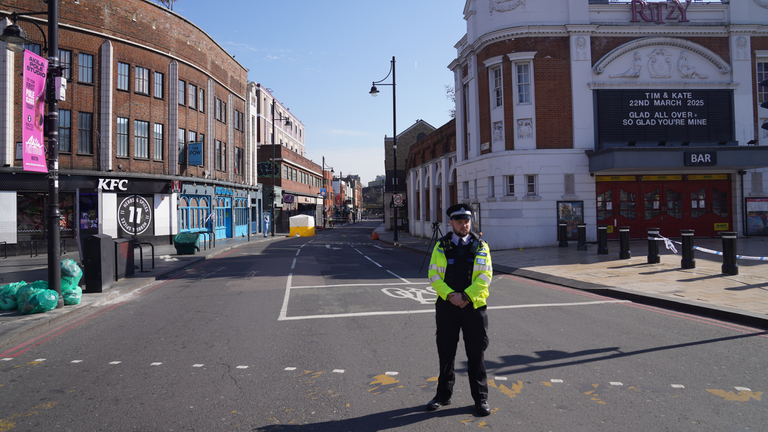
[78,112,94,154]
[189,84,197,110]
[199,88,205,112]
[492,66,503,108]
[117,62,129,91]
[59,49,72,80]
[135,120,149,159]
[505,175,515,196]
[78,53,94,84]
[525,174,537,196]
[154,71,164,98]
[153,123,164,160]
[516,63,531,104]
[178,128,186,164]
[178,80,186,105]
[116,116,129,157]
[59,109,71,152]
[135,66,150,95]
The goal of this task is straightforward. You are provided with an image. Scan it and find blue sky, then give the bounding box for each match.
[170,0,467,185]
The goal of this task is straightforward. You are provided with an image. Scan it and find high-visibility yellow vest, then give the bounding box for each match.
[428,234,492,309]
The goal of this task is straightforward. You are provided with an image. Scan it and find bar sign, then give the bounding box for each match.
[685,151,717,166]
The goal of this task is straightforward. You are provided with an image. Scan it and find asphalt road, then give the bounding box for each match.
[1,222,766,431]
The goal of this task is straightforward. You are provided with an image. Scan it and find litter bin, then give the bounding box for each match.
[114,238,135,281]
[83,234,114,293]
[174,233,200,255]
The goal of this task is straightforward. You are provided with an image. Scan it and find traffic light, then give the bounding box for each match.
[761,78,768,131]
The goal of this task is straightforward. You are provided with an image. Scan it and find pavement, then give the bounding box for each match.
[373,225,768,330]
[2,221,767,352]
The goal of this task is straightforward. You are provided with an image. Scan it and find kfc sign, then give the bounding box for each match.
[629,0,690,24]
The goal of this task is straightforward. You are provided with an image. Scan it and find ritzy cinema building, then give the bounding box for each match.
[411,0,768,247]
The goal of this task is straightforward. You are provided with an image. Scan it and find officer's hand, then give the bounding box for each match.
[448,293,469,308]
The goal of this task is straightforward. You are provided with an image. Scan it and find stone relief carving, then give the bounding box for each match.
[594,37,731,76]
[517,119,533,139]
[610,52,643,78]
[490,0,525,15]
[493,122,504,142]
[736,37,749,61]
[574,36,588,61]
[647,49,673,79]
[677,51,708,79]
[755,0,768,9]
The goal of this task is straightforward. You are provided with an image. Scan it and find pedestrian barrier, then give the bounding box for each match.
[648,232,767,276]
[649,235,768,261]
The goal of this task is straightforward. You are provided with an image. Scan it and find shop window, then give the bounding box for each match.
[597,189,613,220]
[666,188,682,219]
[691,188,706,218]
[621,189,637,220]
[713,188,728,218]
[79,192,99,231]
[17,192,75,240]
[643,189,658,220]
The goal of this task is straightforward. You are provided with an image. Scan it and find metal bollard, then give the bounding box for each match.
[597,225,609,255]
[680,230,695,269]
[647,228,660,264]
[619,226,631,259]
[720,231,738,275]
[577,224,587,251]
[558,223,568,247]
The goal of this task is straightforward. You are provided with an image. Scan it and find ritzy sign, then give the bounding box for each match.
[630,0,691,24]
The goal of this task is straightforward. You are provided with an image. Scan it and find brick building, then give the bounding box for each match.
[0,0,251,253]
[407,0,768,248]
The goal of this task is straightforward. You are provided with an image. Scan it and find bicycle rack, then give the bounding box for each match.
[133,242,155,272]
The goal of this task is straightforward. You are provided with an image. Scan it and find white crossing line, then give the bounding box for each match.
[109,361,121,365]
[1,358,12,361]
[236,365,249,369]
[151,362,162,366]
[291,282,416,289]
[551,379,564,383]
[735,387,751,391]
[71,360,83,363]
[333,369,345,374]
[291,258,296,270]
[193,364,204,368]
[494,377,508,381]
[671,384,685,389]
[385,371,398,376]
[610,382,623,386]
[33,358,46,362]
[365,256,382,267]
[285,367,297,371]
[386,270,410,284]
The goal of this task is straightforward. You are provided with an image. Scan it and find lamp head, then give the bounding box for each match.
[0,20,30,53]
[369,85,379,97]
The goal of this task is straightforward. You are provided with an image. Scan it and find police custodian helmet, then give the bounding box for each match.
[446,204,472,220]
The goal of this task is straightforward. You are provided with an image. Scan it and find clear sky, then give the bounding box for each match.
[169,0,467,185]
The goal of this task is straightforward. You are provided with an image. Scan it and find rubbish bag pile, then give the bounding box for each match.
[0,259,84,314]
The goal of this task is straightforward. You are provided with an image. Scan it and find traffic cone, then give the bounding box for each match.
[372,232,379,240]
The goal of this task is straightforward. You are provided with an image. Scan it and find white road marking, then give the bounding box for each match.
[365,256,382,267]
[151,362,162,366]
[1,358,12,361]
[278,273,293,321]
[34,358,45,362]
[333,369,345,373]
[488,300,630,310]
[291,258,296,270]
[385,372,398,376]
[193,364,204,368]
[373,245,391,250]
[295,249,301,257]
[354,249,363,255]
[291,282,418,289]
[386,270,410,284]
[285,367,297,371]
[109,361,121,365]
[236,365,249,369]
[671,384,685,389]
[735,386,751,391]
[71,360,83,363]
[610,382,623,386]
[495,377,508,381]
[551,379,564,383]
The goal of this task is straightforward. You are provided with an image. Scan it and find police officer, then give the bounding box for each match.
[426,203,493,416]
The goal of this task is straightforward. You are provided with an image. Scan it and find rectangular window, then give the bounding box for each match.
[235,148,243,174]
[116,117,129,157]
[759,62,768,106]
[199,133,204,144]
[135,67,149,94]
[188,130,197,143]
[178,128,186,164]
[135,120,149,158]
[78,112,93,153]
[78,53,94,84]
[117,62,129,90]
[189,84,197,109]
[178,80,186,105]
[215,98,221,120]
[222,102,227,123]
[59,49,72,80]
[517,63,530,104]
[526,174,537,196]
[216,140,222,170]
[59,109,71,152]
[235,110,243,130]
[154,72,164,98]
[462,181,469,199]
[24,43,41,55]
[199,88,205,112]
[222,143,227,172]
[153,123,163,160]
[505,175,515,196]
[492,67,503,107]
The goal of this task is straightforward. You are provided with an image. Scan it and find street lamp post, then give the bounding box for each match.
[2,6,63,306]
[321,156,333,228]
[370,56,398,241]
[270,102,292,237]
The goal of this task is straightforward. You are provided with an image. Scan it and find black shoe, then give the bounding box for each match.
[426,397,452,411]
[475,401,491,416]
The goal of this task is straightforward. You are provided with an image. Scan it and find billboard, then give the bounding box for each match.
[22,50,48,173]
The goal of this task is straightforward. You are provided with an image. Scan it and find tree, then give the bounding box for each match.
[445,85,456,119]
[155,0,177,10]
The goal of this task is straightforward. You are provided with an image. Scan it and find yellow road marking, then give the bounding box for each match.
[488,379,523,398]
[707,389,763,402]
[0,402,57,432]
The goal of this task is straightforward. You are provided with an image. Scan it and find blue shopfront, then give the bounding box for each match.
[178,184,252,240]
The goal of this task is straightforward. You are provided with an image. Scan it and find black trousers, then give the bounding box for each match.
[434,298,489,403]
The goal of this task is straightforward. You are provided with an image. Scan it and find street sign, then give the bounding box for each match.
[393,194,403,205]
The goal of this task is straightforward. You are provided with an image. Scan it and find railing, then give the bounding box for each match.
[133,242,155,272]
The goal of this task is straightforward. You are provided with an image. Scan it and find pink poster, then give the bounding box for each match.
[22,50,48,173]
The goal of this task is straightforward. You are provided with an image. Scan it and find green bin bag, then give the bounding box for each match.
[63,286,83,306]
[20,290,59,315]
[15,281,48,309]
[61,259,83,292]
[0,281,26,311]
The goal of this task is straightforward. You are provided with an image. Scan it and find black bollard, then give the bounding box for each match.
[681,229,695,269]
[619,226,631,259]
[558,223,568,247]
[721,231,738,275]
[647,228,660,264]
[597,225,609,255]
[577,224,587,251]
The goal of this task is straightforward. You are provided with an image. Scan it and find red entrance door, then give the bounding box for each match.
[687,177,732,236]
[596,180,640,239]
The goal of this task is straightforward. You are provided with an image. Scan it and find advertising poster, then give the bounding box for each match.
[117,195,154,237]
[746,198,768,236]
[22,50,48,173]
[557,201,584,240]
